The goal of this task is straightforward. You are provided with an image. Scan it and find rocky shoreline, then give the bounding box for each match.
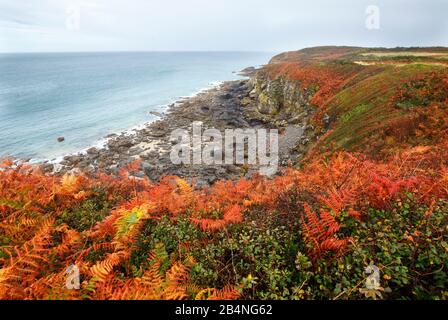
[38,76,309,186]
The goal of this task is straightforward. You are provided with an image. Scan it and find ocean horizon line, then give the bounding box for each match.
[0,50,278,55]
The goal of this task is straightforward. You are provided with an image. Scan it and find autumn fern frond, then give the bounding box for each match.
[301,203,351,260]
[195,286,240,300]
[191,204,243,232]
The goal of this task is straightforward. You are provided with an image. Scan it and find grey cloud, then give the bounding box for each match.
[0,0,446,52]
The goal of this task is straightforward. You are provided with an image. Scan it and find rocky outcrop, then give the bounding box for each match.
[40,63,328,185]
[248,70,316,125]
[243,68,328,161]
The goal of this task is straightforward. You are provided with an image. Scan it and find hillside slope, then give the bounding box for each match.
[248,46,448,159]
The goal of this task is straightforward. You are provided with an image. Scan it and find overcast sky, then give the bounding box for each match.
[0,0,447,53]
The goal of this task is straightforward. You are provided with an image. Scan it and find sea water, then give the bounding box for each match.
[0,52,271,160]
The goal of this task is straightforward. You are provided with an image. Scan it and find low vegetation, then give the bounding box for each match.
[1,137,447,299]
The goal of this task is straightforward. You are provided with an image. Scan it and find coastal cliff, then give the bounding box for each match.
[246,46,448,160]
[1,47,448,300]
[46,46,448,181]
[249,71,315,121]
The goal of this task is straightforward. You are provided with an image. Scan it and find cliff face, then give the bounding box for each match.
[246,68,323,162]
[249,72,315,123]
[251,72,315,121]
[245,46,448,160]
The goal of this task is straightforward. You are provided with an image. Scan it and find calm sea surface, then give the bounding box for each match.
[0,52,271,160]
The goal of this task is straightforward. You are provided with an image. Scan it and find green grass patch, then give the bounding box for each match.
[341,104,372,123]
